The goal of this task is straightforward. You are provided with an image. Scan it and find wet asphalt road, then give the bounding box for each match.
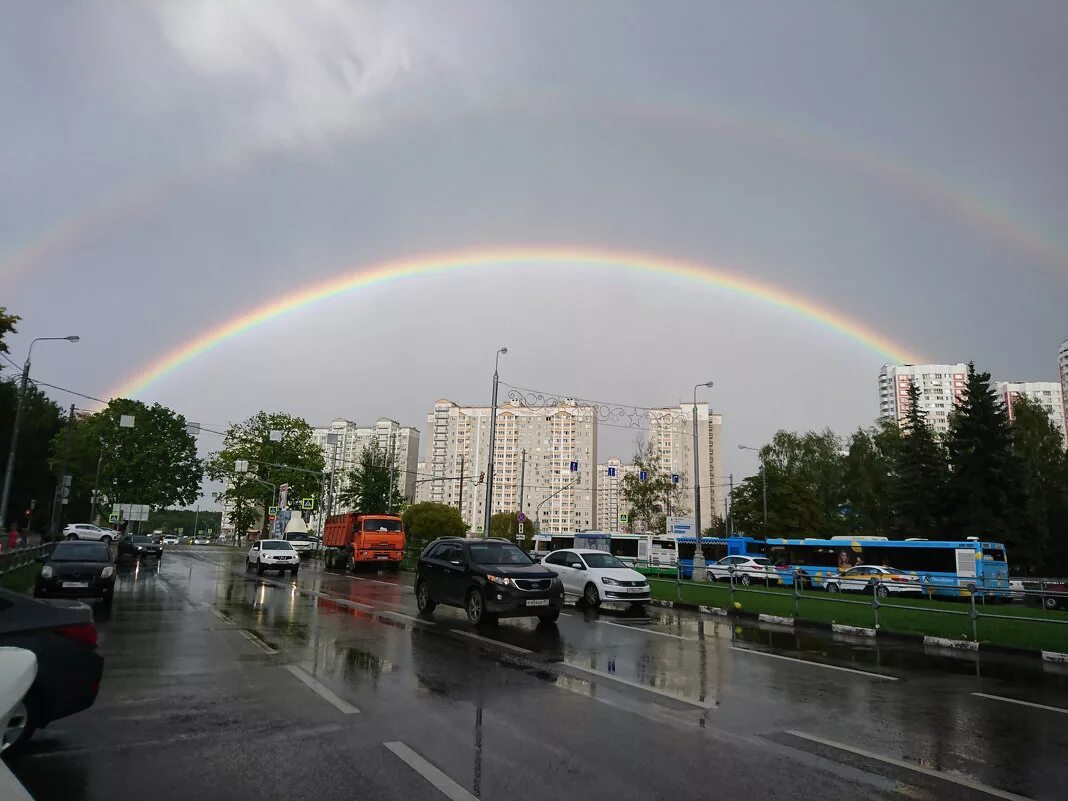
[9,548,1068,801]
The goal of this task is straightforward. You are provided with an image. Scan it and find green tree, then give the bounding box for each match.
[619,438,687,535]
[732,430,846,537]
[60,398,202,518]
[0,378,64,530]
[146,508,223,536]
[338,440,405,514]
[0,307,18,356]
[488,511,539,545]
[1010,395,1068,573]
[402,502,468,552]
[945,363,1029,556]
[206,412,325,535]
[841,421,899,536]
[891,380,949,538]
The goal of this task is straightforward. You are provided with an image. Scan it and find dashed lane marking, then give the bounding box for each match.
[731,646,897,681]
[239,629,279,655]
[384,741,477,801]
[972,692,1068,715]
[452,630,533,654]
[562,662,715,710]
[284,666,359,714]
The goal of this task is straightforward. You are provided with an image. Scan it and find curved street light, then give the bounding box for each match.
[690,381,714,582]
[483,347,508,538]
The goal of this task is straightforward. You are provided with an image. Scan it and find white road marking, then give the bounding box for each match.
[239,629,279,655]
[595,619,694,641]
[377,611,430,627]
[972,692,1068,715]
[284,665,360,714]
[211,609,232,624]
[563,662,715,710]
[368,578,414,592]
[334,599,375,611]
[785,730,1034,801]
[384,741,477,801]
[731,646,897,681]
[452,630,533,654]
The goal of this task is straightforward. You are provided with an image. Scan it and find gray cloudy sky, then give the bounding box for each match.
[3,1,1067,489]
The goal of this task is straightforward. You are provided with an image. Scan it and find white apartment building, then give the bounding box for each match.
[423,399,597,534]
[313,417,420,513]
[1060,338,1068,429]
[646,403,724,531]
[879,363,968,434]
[595,458,638,532]
[996,381,1067,446]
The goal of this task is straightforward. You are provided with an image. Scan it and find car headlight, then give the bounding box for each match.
[486,575,512,587]
[101,566,115,578]
[136,546,144,551]
[41,565,54,579]
[601,577,620,586]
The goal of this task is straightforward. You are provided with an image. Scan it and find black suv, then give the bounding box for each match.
[415,538,564,625]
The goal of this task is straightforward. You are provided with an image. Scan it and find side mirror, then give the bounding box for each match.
[571,563,584,570]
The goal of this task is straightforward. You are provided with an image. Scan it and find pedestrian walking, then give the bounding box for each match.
[6,524,18,552]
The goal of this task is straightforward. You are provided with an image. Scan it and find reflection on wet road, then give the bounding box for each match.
[11,548,1068,801]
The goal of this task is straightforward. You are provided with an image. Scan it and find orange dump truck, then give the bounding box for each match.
[322,512,405,571]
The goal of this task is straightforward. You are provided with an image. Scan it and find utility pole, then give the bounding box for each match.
[518,449,527,515]
[691,381,714,582]
[458,455,465,510]
[728,473,735,537]
[483,347,508,538]
[386,433,396,513]
[192,505,201,538]
[49,404,76,539]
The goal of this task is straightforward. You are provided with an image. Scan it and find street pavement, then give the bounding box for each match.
[8,548,1068,801]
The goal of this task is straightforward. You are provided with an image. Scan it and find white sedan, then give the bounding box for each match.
[246,539,300,576]
[540,549,650,608]
[823,565,923,596]
[706,555,778,586]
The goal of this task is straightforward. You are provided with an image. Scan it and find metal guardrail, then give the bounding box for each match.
[0,543,51,576]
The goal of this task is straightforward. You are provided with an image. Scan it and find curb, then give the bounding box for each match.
[1042,650,1068,663]
[758,614,795,627]
[922,635,979,651]
[832,623,877,638]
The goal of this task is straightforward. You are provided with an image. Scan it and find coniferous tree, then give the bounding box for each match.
[891,379,948,537]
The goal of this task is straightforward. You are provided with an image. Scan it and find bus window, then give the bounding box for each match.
[982,546,1006,561]
[611,539,639,559]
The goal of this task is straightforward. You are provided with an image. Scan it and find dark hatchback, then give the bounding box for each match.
[415,538,563,626]
[117,534,163,562]
[33,540,116,606]
[0,588,103,751]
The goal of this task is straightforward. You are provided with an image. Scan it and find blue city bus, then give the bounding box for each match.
[675,536,765,580]
[765,537,1010,597]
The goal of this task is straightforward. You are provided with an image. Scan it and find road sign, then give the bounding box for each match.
[667,516,695,537]
[278,485,289,507]
[177,527,184,534]
[639,470,648,481]
[269,506,280,516]
[607,466,616,477]
[516,534,526,541]
[569,461,579,472]
[113,503,149,521]
[60,487,69,499]
[269,430,283,442]
[517,512,526,523]
[268,515,277,523]
[301,498,314,511]
[619,512,629,523]
[119,415,136,428]
[671,473,680,484]
[518,522,525,535]
[235,460,249,473]
[109,512,119,523]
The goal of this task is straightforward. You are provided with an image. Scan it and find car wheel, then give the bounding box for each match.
[256,561,264,575]
[826,582,840,593]
[245,558,252,572]
[345,553,356,573]
[101,535,112,545]
[1043,596,1059,610]
[467,589,495,626]
[739,574,752,587]
[416,579,436,614]
[2,692,40,754]
[66,533,78,540]
[537,609,560,625]
[876,585,890,598]
[583,582,601,608]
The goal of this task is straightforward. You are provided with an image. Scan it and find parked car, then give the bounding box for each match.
[415,537,563,626]
[284,532,318,558]
[33,541,116,606]
[541,548,650,608]
[1,647,35,755]
[117,534,163,562]
[0,588,104,752]
[61,524,119,544]
[246,539,300,576]
[161,534,180,546]
[706,555,778,586]
[824,565,922,596]
[1030,580,1068,611]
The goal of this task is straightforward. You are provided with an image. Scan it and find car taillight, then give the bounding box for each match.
[55,623,98,647]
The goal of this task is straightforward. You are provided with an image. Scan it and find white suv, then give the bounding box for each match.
[62,524,119,544]
[246,539,300,576]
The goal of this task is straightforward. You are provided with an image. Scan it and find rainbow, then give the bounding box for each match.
[107,246,921,399]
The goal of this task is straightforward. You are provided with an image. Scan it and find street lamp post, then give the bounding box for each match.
[691,381,714,583]
[738,445,767,528]
[0,335,79,531]
[482,347,507,538]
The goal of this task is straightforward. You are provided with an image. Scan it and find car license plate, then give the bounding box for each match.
[526,599,550,607]
[62,581,89,589]
[376,556,390,560]
[629,587,646,593]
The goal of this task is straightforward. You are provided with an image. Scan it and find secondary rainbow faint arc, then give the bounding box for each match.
[107,247,921,400]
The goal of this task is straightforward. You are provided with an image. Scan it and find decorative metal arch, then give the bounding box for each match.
[503,385,687,431]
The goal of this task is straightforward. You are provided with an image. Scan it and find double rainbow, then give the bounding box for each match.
[107,246,920,400]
